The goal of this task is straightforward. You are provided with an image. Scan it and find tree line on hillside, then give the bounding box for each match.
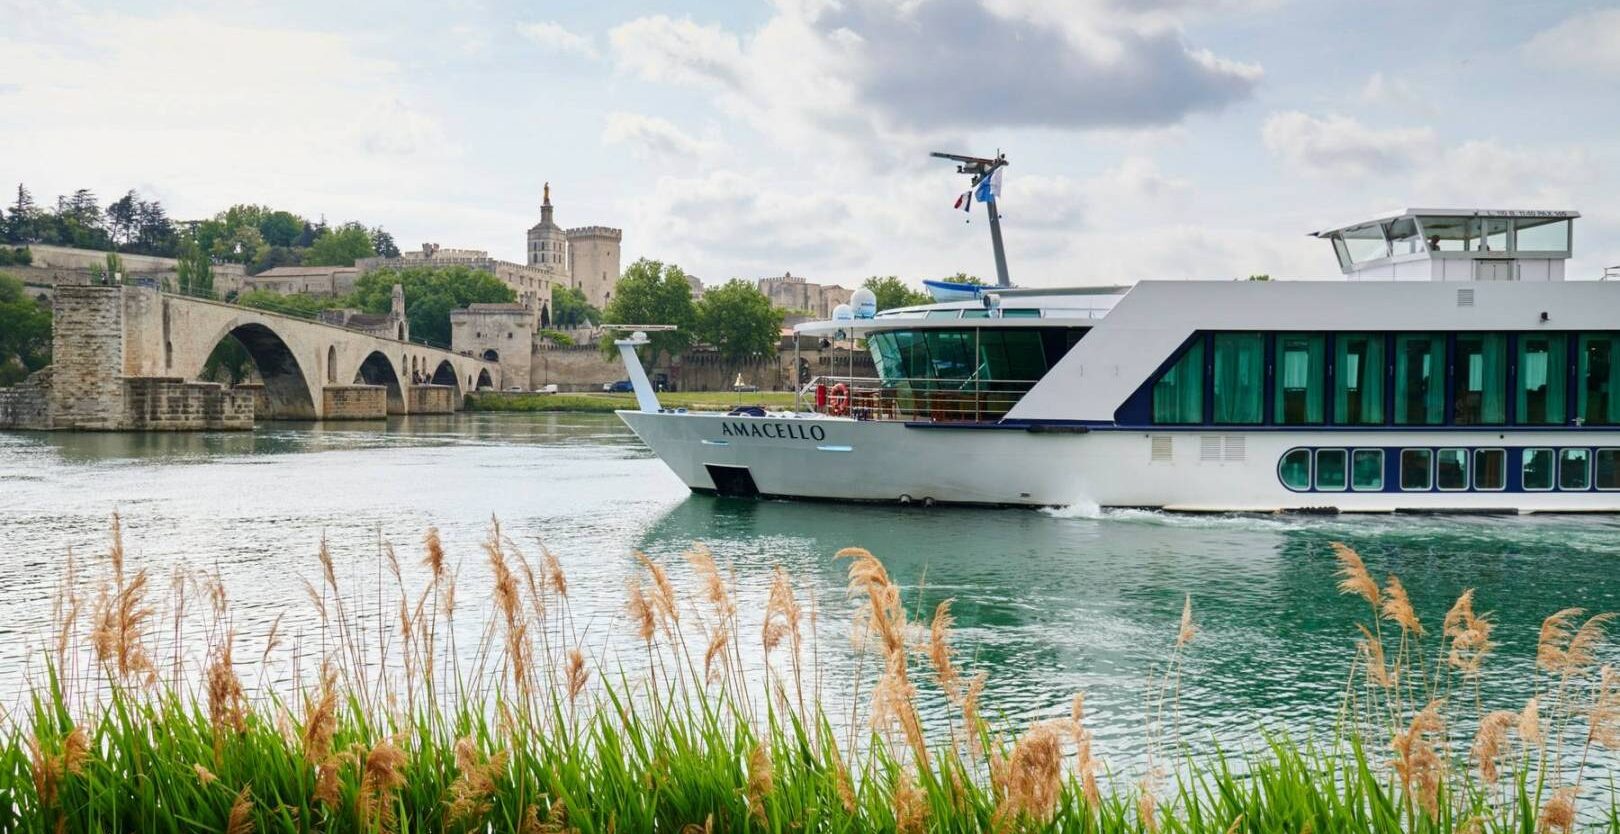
[599,260,978,371]
[0,184,401,276]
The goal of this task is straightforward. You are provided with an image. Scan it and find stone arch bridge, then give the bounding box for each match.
[1,286,503,430]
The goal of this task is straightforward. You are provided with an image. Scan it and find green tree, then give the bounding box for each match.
[5,184,36,242]
[211,225,267,265]
[1246,274,1272,282]
[600,258,696,367]
[549,285,601,328]
[305,222,376,266]
[176,237,215,296]
[235,289,344,319]
[862,275,930,311]
[259,211,305,248]
[350,265,516,346]
[694,279,784,365]
[939,272,984,285]
[0,273,51,386]
[370,227,400,259]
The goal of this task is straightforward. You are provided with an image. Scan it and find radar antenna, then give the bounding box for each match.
[932,150,1011,287]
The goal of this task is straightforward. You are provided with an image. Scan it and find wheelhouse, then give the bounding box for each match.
[1311,208,1578,282]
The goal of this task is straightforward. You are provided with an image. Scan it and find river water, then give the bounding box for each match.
[4,413,1620,759]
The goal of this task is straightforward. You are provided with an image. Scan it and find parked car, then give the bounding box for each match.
[538,384,559,395]
[603,380,634,393]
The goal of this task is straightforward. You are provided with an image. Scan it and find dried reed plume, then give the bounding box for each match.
[1332,542,1380,609]
[1589,665,1620,749]
[1176,594,1196,647]
[1537,608,1614,674]
[1444,589,1495,677]
[635,551,680,630]
[762,566,802,657]
[423,526,446,581]
[927,599,962,702]
[892,773,928,834]
[1357,625,1396,689]
[626,577,657,643]
[565,648,589,704]
[1392,699,1446,816]
[996,720,1065,823]
[1381,575,1423,635]
[746,742,774,825]
[838,547,928,765]
[1538,786,1577,833]
[1470,710,1517,783]
[1521,696,1544,747]
[89,516,155,684]
[206,631,247,735]
[358,739,408,828]
[226,786,254,834]
[449,737,509,823]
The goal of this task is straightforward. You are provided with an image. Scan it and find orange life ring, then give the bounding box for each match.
[827,382,850,416]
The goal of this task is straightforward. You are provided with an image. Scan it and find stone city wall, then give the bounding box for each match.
[322,385,388,420]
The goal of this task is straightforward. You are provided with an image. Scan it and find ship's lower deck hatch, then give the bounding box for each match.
[705,464,760,497]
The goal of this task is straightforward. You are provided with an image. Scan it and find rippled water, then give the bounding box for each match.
[4,413,1620,759]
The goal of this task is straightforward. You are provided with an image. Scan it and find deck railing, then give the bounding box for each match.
[797,375,1039,423]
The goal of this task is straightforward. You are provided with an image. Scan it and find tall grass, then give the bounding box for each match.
[2,516,1619,832]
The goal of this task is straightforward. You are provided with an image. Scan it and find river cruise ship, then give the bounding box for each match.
[617,208,1620,512]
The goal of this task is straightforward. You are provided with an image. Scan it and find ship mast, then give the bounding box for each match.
[931,150,1010,288]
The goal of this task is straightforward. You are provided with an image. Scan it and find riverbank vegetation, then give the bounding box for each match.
[0,273,51,386]
[465,389,797,413]
[4,519,1619,832]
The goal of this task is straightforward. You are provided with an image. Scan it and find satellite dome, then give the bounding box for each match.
[832,303,854,321]
[851,288,877,319]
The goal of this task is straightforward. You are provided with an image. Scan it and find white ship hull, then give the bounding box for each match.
[618,410,1620,513]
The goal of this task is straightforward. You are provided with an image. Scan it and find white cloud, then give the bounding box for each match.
[517,20,599,59]
[1357,71,1431,114]
[0,11,459,222]
[1524,9,1620,76]
[602,112,724,161]
[609,0,1260,160]
[1261,111,1436,177]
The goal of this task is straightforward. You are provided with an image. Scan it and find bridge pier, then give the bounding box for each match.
[0,285,495,431]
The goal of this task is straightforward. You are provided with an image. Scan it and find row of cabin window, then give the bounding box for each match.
[1279,447,1620,492]
[1151,332,1620,426]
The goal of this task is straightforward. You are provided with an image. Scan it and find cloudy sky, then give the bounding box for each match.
[4,0,1619,287]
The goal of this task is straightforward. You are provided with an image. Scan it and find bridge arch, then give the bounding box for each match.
[198,320,319,419]
[430,359,462,395]
[355,350,405,414]
[476,369,494,390]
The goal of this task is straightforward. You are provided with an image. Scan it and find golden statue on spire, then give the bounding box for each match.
[543,182,551,206]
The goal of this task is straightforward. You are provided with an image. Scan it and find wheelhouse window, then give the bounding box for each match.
[1560,448,1591,491]
[1436,448,1469,490]
[1276,333,1325,424]
[1151,341,1204,424]
[1352,449,1384,491]
[1518,334,1567,425]
[1515,217,1571,252]
[1453,333,1506,425]
[1579,334,1620,425]
[1340,223,1389,264]
[1524,448,1555,491]
[1212,333,1264,425]
[1387,217,1423,257]
[1418,216,1472,252]
[1394,335,1445,425]
[1400,449,1432,491]
[1475,449,1506,491]
[1334,333,1385,425]
[1315,449,1347,491]
[1481,217,1510,252]
[1279,449,1312,491]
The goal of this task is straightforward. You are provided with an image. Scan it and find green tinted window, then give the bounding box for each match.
[1579,335,1620,425]
[1436,448,1468,490]
[1334,333,1385,425]
[1598,449,1620,490]
[1212,333,1265,425]
[1001,308,1041,318]
[1152,341,1205,424]
[1475,449,1506,490]
[1315,449,1347,491]
[1454,334,1506,425]
[1400,448,1432,491]
[1524,448,1554,490]
[1394,335,1445,425]
[1352,449,1384,490]
[1279,449,1312,491]
[1560,448,1590,490]
[923,331,972,380]
[1276,334,1325,424]
[1518,334,1567,425]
